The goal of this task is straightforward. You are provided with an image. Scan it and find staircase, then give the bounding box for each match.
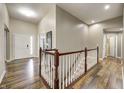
[39,47,99,89]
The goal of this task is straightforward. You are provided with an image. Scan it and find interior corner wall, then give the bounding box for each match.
[0,4,9,83]
[9,18,38,60]
[38,5,123,60]
[56,6,88,52]
[38,4,56,55]
[88,16,123,58]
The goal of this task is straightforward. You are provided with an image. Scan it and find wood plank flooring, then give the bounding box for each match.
[0,57,123,89]
[0,58,46,89]
[72,57,123,89]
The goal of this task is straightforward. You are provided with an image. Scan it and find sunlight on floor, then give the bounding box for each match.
[27,59,34,78]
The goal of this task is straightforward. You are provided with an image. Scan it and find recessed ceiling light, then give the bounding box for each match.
[104,5,110,10]
[91,20,95,23]
[18,8,37,17]
[120,28,123,30]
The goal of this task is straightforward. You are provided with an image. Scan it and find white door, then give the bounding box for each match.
[103,33,117,58]
[109,36,116,57]
[14,34,32,59]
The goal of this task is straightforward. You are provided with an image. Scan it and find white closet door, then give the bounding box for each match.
[109,36,116,57]
[14,34,31,59]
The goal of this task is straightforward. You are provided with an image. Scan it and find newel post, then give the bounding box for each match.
[97,46,99,64]
[39,47,42,77]
[54,49,59,89]
[84,47,87,73]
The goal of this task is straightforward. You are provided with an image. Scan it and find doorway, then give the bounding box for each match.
[105,34,117,57]
[40,33,46,50]
[40,31,52,50]
[103,30,122,59]
[46,31,52,49]
[13,34,33,59]
[4,24,10,62]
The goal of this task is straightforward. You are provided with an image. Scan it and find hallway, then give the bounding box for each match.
[0,3,124,89]
[0,58,46,89]
[72,58,123,89]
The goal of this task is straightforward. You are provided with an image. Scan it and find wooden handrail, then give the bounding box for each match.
[41,49,57,55]
[40,47,98,57]
[42,48,96,56]
[59,50,85,56]
[42,51,56,55]
[87,48,97,51]
[59,48,96,56]
[45,49,57,51]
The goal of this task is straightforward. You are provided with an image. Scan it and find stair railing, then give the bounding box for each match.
[63,51,82,84]
[39,46,99,89]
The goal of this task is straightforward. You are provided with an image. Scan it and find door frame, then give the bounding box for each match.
[102,32,123,59]
[13,33,33,60]
[4,24,10,61]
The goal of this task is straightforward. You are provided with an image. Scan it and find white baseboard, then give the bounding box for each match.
[0,70,6,84]
[99,58,103,61]
[6,59,13,62]
[116,56,121,59]
[6,56,38,63]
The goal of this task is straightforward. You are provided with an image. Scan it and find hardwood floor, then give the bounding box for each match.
[0,58,46,89]
[72,57,123,89]
[0,57,123,89]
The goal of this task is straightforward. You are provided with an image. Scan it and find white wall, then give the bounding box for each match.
[9,18,38,60]
[56,6,88,52]
[3,4,9,28]
[88,17,123,58]
[123,8,124,59]
[56,6,122,58]
[38,4,56,53]
[0,4,9,83]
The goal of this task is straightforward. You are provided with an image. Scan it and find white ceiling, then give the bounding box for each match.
[57,3,123,25]
[7,3,123,25]
[6,3,53,24]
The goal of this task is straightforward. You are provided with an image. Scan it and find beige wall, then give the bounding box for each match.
[3,4,9,28]
[121,7,124,59]
[3,4,10,61]
[56,6,122,58]
[9,18,38,60]
[38,4,56,55]
[56,6,88,52]
[0,4,9,83]
[88,17,123,58]
[56,6,89,76]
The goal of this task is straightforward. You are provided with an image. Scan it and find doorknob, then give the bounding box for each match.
[27,44,29,48]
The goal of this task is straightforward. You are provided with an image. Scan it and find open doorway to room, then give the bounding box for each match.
[46,31,52,49]
[102,27,123,59]
[4,24,10,62]
[40,31,52,50]
[40,33,46,50]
